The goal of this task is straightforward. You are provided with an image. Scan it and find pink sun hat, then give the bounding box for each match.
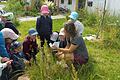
[40,5,49,14]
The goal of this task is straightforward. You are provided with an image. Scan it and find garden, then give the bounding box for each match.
[1,0,120,80]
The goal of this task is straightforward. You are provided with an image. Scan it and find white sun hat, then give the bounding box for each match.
[59,28,64,36]
[50,32,59,41]
[1,28,19,40]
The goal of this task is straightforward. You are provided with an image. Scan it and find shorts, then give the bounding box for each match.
[73,53,88,65]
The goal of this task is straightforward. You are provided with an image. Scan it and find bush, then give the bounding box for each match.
[5,0,43,16]
[77,9,100,27]
[76,9,120,50]
[5,0,24,16]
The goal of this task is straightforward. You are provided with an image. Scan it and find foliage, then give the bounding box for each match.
[5,0,24,16]
[76,9,120,50]
[77,9,100,27]
[5,0,44,16]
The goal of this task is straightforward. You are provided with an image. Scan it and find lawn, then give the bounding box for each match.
[17,19,120,80]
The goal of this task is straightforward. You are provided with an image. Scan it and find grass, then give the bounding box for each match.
[17,19,120,80]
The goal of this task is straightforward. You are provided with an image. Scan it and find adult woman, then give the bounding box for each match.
[56,22,88,66]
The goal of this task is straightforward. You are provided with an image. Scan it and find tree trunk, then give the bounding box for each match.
[96,0,107,39]
[56,0,59,13]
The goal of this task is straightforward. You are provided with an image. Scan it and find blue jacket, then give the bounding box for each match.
[0,32,9,58]
[36,15,52,35]
[11,52,25,71]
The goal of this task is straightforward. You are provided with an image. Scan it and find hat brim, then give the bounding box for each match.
[31,32,38,36]
[41,11,49,14]
[69,15,76,20]
[11,34,19,40]
[59,33,64,36]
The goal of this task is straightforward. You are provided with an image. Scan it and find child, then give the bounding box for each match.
[0,28,19,58]
[10,41,26,71]
[49,28,67,54]
[59,28,67,48]
[36,5,53,53]
[49,32,59,53]
[68,11,84,36]
[50,28,67,49]
[50,32,59,44]
[1,13,20,35]
[23,28,38,64]
[0,56,13,80]
[1,28,19,57]
[0,15,4,31]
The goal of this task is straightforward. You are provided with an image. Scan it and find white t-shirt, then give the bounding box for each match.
[0,63,7,77]
[74,20,84,36]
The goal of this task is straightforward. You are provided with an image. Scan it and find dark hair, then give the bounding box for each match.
[64,21,77,38]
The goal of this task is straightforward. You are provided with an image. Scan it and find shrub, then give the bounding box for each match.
[77,9,100,27]
[5,0,43,16]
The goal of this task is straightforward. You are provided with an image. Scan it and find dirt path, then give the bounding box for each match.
[18,15,65,22]
[18,74,30,80]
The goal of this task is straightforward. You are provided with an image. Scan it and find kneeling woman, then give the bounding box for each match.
[55,21,89,66]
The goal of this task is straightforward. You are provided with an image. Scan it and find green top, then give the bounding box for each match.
[0,23,4,31]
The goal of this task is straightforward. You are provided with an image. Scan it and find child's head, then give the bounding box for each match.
[40,5,49,16]
[5,38,13,44]
[1,28,19,43]
[69,12,78,21]
[59,28,65,41]
[50,32,59,43]
[28,28,38,39]
[1,12,14,21]
[10,41,22,53]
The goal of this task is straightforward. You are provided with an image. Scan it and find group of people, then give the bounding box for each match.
[36,5,89,68]
[0,4,89,80]
[0,10,39,80]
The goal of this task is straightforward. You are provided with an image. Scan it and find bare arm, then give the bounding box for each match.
[57,44,78,53]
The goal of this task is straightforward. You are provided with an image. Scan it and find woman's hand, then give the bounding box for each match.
[56,52,64,60]
[56,52,63,56]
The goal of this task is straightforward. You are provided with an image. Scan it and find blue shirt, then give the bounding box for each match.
[0,32,9,58]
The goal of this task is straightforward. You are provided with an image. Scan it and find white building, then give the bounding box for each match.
[53,0,120,15]
[86,0,120,15]
[54,0,80,11]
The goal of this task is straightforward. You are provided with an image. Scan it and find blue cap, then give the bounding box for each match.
[11,41,21,49]
[28,28,38,36]
[69,12,78,20]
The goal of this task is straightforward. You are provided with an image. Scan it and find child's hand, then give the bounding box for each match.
[24,60,30,64]
[6,60,13,65]
[1,57,10,63]
[32,38,36,42]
